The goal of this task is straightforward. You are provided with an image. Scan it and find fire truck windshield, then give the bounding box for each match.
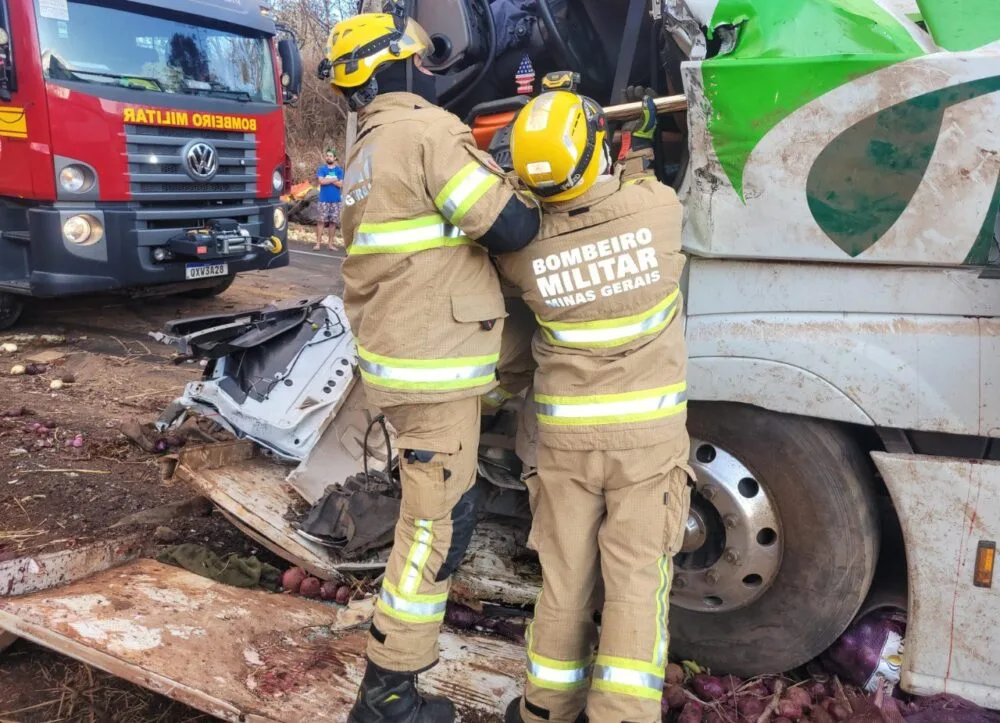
[36,0,277,103]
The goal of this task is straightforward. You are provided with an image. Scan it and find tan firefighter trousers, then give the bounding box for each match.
[367,397,482,672]
[520,442,691,723]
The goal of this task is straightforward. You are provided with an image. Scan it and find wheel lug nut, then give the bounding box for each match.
[723,514,739,529]
[723,547,741,565]
[705,569,719,585]
[673,575,686,589]
[701,485,717,501]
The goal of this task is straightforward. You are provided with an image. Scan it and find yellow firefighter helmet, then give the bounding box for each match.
[509,90,608,203]
[325,12,431,92]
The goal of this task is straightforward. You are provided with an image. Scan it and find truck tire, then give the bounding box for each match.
[670,402,880,675]
[0,293,24,331]
[181,275,235,299]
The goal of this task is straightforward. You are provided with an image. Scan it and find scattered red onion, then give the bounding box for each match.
[299,577,322,598]
[280,567,307,593]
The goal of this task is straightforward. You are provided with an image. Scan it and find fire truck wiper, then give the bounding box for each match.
[182,86,253,103]
[67,69,165,91]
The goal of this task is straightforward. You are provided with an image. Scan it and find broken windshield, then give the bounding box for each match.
[35,0,277,103]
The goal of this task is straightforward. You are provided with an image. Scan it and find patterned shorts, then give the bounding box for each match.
[317,201,341,225]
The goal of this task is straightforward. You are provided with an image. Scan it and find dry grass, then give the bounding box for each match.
[0,529,45,550]
[0,644,213,723]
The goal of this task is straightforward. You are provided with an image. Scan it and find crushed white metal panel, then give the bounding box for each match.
[686,313,985,436]
[161,296,358,462]
[287,380,396,504]
[0,560,526,722]
[1,536,143,598]
[872,452,1000,710]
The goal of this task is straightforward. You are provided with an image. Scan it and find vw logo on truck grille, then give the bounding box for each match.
[182,141,219,181]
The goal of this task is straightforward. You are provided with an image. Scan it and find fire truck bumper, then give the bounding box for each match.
[2,202,289,298]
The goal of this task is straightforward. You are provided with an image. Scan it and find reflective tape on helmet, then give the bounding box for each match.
[592,656,664,701]
[536,383,687,426]
[357,344,499,392]
[377,579,448,624]
[436,161,500,225]
[539,290,679,349]
[349,214,471,255]
[482,386,514,409]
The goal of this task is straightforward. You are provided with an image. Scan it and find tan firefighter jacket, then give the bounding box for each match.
[495,167,688,451]
[341,93,524,410]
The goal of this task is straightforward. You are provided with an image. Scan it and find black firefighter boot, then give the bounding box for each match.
[348,660,455,723]
[505,697,588,723]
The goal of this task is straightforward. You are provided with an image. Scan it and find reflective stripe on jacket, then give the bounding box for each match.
[495,170,688,450]
[341,93,519,407]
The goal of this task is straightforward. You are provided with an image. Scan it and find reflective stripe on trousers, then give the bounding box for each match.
[536,382,687,426]
[654,555,671,666]
[538,289,680,349]
[375,520,448,624]
[376,581,448,624]
[526,623,591,692]
[592,655,664,701]
[349,214,471,255]
[435,161,500,225]
[356,343,499,392]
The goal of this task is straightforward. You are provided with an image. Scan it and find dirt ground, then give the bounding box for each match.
[0,240,346,722]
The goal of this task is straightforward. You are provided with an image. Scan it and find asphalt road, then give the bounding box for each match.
[7,245,347,351]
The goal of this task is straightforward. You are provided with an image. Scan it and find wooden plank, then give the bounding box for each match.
[0,629,18,655]
[455,522,541,607]
[1,535,144,598]
[0,560,524,722]
[175,456,388,577]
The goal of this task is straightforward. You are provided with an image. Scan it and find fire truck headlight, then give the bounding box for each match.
[272,169,284,193]
[273,207,287,230]
[59,165,92,194]
[62,215,103,246]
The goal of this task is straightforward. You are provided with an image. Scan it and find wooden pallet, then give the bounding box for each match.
[0,559,524,721]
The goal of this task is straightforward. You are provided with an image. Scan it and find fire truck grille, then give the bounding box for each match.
[125,125,258,202]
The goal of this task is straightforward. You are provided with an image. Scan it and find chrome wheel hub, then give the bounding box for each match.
[672,438,783,613]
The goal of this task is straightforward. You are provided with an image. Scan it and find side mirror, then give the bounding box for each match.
[0,27,11,102]
[277,37,302,104]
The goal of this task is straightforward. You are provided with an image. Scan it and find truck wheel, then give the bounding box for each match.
[670,402,880,675]
[182,275,235,299]
[0,293,24,331]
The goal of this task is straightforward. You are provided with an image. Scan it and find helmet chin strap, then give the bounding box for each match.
[598,142,612,176]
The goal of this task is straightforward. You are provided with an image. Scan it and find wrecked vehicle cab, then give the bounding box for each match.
[152,296,357,462]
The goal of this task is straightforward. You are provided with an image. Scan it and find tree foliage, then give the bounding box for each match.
[273,0,358,180]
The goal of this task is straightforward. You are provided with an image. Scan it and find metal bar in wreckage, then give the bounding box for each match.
[603,95,688,122]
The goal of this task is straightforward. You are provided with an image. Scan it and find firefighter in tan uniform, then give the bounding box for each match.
[498,91,692,723]
[322,11,541,723]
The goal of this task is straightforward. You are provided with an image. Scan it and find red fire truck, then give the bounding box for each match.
[0,0,303,329]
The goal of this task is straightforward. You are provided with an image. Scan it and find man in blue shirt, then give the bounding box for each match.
[315,148,344,250]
